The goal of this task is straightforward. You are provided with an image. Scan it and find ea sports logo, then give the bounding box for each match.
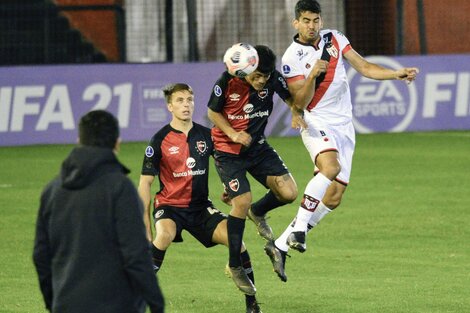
[348,56,418,133]
[243,103,254,113]
[186,157,196,168]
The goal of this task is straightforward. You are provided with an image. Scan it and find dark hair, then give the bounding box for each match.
[295,0,322,19]
[254,45,276,75]
[162,83,193,103]
[78,110,119,149]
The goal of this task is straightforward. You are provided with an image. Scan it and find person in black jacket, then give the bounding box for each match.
[33,110,164,313]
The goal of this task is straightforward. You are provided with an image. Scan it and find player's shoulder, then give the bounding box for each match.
[192,122,211,134]
[149,124,172,144]
[322,28,348,40]
[282,40,300,62]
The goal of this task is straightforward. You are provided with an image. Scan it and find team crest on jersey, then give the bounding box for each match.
[326,44,338,58]
[154,209,164,219]
[229,179,240,192]
[145,146,154,157]
[258,89,268,99]
[196,141,207,154]
[305,63,311,69]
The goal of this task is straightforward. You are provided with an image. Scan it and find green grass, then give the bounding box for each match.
[1,131,469,313]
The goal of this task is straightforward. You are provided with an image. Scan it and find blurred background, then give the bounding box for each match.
[1,0,469,66]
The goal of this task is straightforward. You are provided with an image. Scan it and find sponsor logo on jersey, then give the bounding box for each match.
[196,141,207,154]
[186,157,196,168]
[172,168,206,177]
[227,110,269,120]
[278,77,288,89]
[229,179,240,192]
[229,93,240,101]
[243,103,254,113]
[348,56,418,133]
[282,65,291,75]
[258,89,268,99]
[168,146,179,154]
[214,85,222,97]
[145,146,154,157]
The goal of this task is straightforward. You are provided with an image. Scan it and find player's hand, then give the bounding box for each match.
[220,191,232,206]
[397,67,419,84]
[311,59,329,78]
[229,131,252,147]
[291,108,307,129]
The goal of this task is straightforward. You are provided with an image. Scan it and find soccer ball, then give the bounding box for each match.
[223,43,259,77]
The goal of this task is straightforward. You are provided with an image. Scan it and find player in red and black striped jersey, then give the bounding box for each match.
[207,45,306,282]
[138,83,262,312]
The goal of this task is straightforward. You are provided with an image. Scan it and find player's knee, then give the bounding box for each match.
[155,229,175,245]
[279,187,297,203]
[321,163,341,180]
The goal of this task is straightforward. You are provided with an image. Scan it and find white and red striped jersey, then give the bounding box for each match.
[282,29,353,125]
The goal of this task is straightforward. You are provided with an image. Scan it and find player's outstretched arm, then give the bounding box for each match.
[345,48,419,82]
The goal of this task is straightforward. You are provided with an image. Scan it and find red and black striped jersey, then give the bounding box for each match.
[141,122,213,209]
[207,70,291,155]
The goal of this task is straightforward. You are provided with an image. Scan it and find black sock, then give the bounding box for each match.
[251,190,285,216]
[227,215,245,267]
[241,250,257,306]
[151,244,166,273]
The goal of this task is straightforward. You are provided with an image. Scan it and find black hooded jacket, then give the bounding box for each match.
[33,146,164,313]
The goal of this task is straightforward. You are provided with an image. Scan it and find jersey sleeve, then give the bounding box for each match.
[281,46,304,80]
[272,70,292,102]
[141,135,162,176]
[332,29,352,54]
[207,72,229,113]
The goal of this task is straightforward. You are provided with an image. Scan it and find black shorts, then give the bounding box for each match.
[214,139,290,198]
[153,205,226,248]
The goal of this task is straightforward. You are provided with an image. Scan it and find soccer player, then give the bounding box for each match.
[138,83,262,313]
[266,0,419,279]
[33,110,164,313]
[207,45,304,283]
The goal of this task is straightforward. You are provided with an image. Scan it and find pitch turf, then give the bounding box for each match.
[0,131,469,313]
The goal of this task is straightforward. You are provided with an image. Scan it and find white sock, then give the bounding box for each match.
[291,173,331,232]
[275,202,332,252]
[275,218,296,252]
[308,201,332,228]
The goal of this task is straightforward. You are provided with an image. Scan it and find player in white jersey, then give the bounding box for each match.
[263,0,419,281]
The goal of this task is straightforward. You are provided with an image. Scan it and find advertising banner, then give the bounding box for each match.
[0,54,469,146]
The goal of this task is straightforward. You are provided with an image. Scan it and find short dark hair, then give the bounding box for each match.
[162,83,193,103]
[295,0,322,19]
[254,45,276,75]
[78,110,119,149]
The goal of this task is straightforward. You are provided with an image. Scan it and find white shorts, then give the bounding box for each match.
[300,115,356,185]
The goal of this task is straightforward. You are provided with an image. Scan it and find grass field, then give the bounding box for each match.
[1,131,469,313]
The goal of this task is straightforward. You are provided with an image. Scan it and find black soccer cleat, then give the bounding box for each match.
[225,264,257,295]
[264,241,288,282]
[287,231,307,253]
[246,300,263,313]
[247,208,274,241]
